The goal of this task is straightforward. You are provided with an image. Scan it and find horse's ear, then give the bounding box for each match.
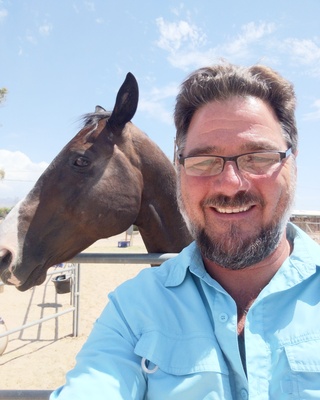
[95,105,106,113]
[108,72,139,135]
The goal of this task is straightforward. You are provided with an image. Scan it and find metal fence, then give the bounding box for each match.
[0,390,52,399]
[0,252,177,400]
[0,264,80,341]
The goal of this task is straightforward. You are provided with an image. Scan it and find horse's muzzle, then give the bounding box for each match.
[0,248,16,285]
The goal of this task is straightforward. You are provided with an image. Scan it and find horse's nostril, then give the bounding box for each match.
[0,249,12,269]
[0,249,14,285]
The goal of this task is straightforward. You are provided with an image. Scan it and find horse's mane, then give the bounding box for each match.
[81,110,112,128]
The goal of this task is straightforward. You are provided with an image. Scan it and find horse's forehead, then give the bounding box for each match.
[85,117,108,132]
[73,118,108,144]
[83,111,110,126]
[62,119,140,161]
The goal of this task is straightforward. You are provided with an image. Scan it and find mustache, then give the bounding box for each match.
[201,192,265,209]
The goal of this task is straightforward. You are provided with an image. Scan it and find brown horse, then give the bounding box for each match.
[0,73,192,291]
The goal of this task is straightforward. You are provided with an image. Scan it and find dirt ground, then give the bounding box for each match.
[0,232,148,392]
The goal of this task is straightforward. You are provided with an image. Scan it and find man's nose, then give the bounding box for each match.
[214,161,250,196]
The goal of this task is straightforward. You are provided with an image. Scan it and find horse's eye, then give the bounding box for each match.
[74,156,90,168]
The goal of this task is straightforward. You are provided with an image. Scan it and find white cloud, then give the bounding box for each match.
[139,98,173,125]
[224,22,276,56]
[0,150,48,206]
[303,99,320,121]
[156,17,207,54]
[139,83,178,125]
[156,19,276,70]
[282,38,320,64]
[26,30,37,45]
[148,83,178,101]
[84,1,95,12]
[167,48,219,70]
[277,38,320,77]
[243,21,275,40]
[39,22,53,36]
[0,8,7,23]
[155,17,320,80]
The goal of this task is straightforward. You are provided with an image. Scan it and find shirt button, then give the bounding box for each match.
[240,388,248,400]
[218,313,229,323]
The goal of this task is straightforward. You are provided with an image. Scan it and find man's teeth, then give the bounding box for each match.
[215,206,251,214]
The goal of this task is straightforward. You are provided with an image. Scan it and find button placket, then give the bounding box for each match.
[240,388,248,399]
[219,312,229,323]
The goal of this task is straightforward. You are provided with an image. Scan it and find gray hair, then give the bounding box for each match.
[174,62,297,153]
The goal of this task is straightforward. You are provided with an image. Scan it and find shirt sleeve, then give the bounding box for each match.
[50,292,147,400]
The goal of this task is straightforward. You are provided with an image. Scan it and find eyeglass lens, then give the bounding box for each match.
[183,152,283,176]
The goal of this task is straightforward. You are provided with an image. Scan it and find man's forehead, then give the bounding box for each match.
[184,97,285,153]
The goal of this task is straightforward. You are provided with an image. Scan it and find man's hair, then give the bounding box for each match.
[174,62,297,153]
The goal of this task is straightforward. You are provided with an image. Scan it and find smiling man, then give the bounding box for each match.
[51,63,320,399]
[177,96,295,270]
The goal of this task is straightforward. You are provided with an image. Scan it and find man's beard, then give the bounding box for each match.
[195,221,283,270]
[178,188,295,271]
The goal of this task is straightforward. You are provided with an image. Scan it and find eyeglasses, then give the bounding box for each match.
[178,147,292,177]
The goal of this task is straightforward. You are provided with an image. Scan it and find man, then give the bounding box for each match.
[51,63,320,399]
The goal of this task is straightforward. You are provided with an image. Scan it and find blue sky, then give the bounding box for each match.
[0,0,319,210]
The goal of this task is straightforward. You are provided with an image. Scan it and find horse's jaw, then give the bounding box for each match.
[14,264,48,291]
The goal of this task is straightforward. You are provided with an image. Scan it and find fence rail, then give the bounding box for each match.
[0,390,52,399]
[0,265,80,340]
[70,252,177,264]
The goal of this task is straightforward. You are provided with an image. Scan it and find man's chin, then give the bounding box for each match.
[195,223,283,270]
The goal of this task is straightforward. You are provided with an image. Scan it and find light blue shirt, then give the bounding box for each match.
[51,223,320,399]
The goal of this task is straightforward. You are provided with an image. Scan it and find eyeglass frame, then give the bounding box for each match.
[177,147,292,176]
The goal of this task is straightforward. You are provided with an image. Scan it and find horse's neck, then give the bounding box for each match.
[137,199,192,253]
[135,161,192,254]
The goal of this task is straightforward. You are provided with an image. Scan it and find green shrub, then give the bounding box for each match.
[0,207,11,218]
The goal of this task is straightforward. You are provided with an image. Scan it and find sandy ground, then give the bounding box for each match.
[0,232,148,392]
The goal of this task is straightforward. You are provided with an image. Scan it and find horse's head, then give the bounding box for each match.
[0,73,146,290]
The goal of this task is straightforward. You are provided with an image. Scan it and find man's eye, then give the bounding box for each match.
[248,155,277,165]
[193,159,214,169]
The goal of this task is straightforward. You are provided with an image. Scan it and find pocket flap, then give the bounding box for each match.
[285,339,320,373]
[134,330,229,376]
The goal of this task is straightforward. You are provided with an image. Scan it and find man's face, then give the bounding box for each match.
[177,96,296,269]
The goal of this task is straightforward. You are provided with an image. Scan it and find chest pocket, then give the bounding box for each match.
[134,331,233,400]
[284,338,320,398]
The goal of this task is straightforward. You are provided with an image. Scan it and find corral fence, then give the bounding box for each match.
[290,211,320,243]
[0,252,177,400]
[0,264,80,341]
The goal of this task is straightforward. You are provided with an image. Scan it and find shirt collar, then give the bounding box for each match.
[164,223,320,289]
[284,222,320,279]
[164,242,201,287]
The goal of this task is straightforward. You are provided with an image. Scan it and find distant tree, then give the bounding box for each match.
[0,88,7,129]
[0,90,7,179]
[0,88,7,104]
[0,207,11,218]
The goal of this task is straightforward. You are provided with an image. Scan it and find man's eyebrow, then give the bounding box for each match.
[184,146,219,157]
[241,142,281,152]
